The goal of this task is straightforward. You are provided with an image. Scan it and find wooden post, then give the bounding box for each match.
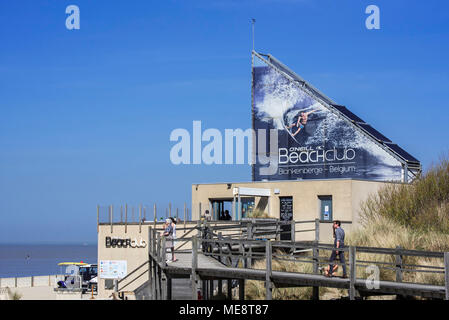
[291,220,295,242]
[395,246,404,300]
[247,221,253,239]
[313,218,320,298]
[209,280,214,300]
[265,241,272,300]
[125,204,128,233]
[167,277,172,300]
[395,246,403,282]
[274,220,279,241]
[184,203,187,229]
[154,203,157,227]
[199,202,202,220]
[444,252,449,300]
[349,246,356,300]
[239,241,245,268]
[238,194,241,220]
[161,274,167,300]
[139,204,142,233]
[169,203,172,217]
[197,221,202,250]
[155,232,161,300]
[247,221,253,268]
[110,205,113,233]
[152,228,157,300]
[239,279,245,300]
[120,205,123,223]
[192,236,199,300]
[232,196,236,220]
[162,236,167,267]
[153,228,157,257]
[218,279,223,296]
[202,280,207,300]
[157,266,162,300]
[312,240,319,300]
[148,227,153,299]
[157,233,162,264]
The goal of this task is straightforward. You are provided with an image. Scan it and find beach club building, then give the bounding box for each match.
[96,51,420,299]
[191,51,420,232]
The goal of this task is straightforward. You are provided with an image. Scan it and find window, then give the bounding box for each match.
[318,196,332,222]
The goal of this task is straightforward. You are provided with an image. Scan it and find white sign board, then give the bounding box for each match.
[99,260,127,279]
[233,187,271,197]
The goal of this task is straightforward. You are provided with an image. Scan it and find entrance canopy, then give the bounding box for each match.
[233,187,271,197]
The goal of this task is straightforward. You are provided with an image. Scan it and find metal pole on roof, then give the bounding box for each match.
[251,18,256,52]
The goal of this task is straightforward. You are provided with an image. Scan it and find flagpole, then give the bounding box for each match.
[251,18,256,52]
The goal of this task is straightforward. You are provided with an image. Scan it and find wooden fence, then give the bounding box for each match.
[125,220,449,300]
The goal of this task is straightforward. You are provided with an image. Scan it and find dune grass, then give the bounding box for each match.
[361,155,449,234]
[347,156,449,288]
[245,156,449,299]
[244,250,326,300]
[246,209,270,219]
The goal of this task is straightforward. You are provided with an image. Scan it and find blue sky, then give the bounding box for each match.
[1,0,448,243]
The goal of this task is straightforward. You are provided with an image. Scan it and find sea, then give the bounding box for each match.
[0,244,97,278]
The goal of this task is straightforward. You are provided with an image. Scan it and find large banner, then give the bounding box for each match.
[253,56,403,181]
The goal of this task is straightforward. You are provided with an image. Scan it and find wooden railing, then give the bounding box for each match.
[146,221,449,301]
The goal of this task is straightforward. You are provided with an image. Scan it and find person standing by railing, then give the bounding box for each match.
[169,217,178,262]
[163,219,175,263]
[326,220,347,278]
[204,210,211,222]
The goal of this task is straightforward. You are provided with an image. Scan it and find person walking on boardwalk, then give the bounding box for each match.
[326,220,347,278]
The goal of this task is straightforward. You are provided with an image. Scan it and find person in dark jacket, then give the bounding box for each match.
[326,220,347,278]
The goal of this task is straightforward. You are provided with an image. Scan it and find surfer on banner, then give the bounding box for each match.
[285,109,317,137]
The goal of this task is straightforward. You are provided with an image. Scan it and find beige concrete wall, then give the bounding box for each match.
[97,224,151,299]
[350,180,395,226]
[97,221,201,299]
[192,179,395,242]
[0,275,64,289]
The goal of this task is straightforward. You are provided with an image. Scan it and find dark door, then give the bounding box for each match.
[279,196,293,240]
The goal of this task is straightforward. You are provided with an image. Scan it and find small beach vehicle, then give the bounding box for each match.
[79,264,98,292]
[56,262,98,293]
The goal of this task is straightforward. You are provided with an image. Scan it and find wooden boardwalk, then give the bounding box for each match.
[164,252,228,278]
[119,221,449,300]
[161,252,446,300]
